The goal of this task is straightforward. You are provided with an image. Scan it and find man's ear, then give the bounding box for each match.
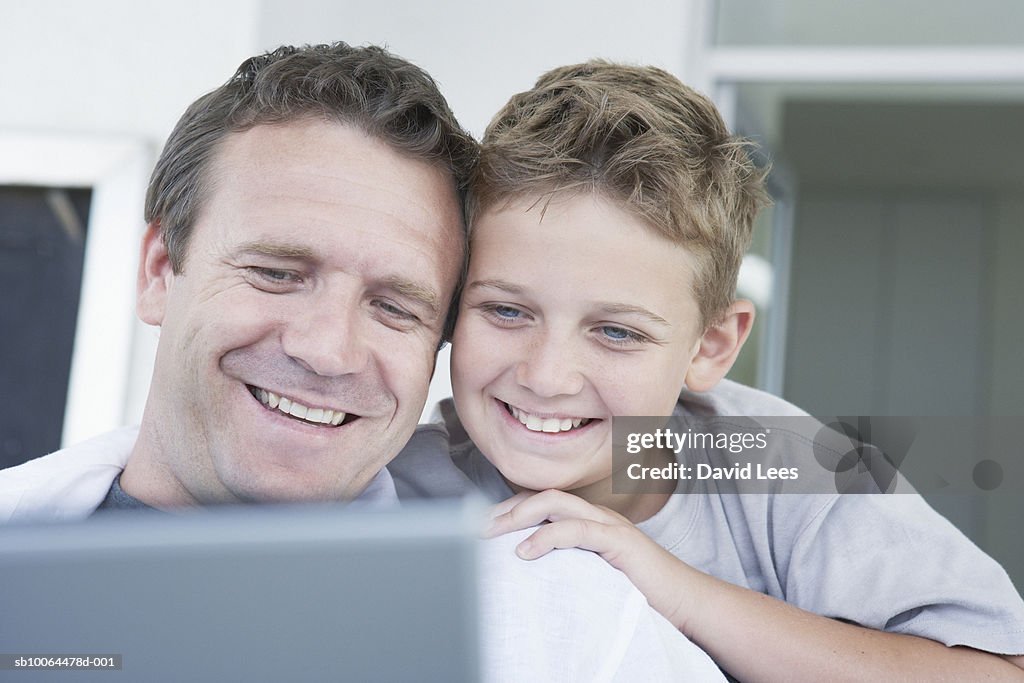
[137,222,173,326]
[684,300,756,393]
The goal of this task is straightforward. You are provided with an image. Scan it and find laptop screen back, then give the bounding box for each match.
[0,501,480,682]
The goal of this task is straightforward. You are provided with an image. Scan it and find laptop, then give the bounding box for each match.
[0,500,481,682]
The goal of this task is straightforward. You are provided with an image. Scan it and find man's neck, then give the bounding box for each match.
[118,422,208,510]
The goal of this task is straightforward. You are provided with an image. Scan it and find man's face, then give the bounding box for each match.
[451,194,703,495]
[136,119,463,504]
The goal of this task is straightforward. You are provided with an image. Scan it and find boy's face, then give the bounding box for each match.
[451,194,705,493]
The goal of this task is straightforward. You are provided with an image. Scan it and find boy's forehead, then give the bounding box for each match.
[471,192,700,261]
[468,192,701,293]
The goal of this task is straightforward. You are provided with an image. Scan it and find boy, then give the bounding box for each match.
[391,61,1024,681]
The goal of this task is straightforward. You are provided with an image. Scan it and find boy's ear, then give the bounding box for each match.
[685,300,756,392]
[137,222,174,326]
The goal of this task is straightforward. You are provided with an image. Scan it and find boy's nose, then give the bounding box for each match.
[514,335,584,398]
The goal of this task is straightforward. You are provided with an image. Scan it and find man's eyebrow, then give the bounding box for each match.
[235,240,318,261]
[234,243,439,316]
[382,276,441,317]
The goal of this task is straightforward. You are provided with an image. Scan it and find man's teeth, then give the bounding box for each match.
[507,404,590,433]
[254,388,345,426]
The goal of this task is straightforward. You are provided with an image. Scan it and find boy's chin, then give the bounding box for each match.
[495,457,606,495]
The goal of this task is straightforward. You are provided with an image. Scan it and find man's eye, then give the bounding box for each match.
[247,267,301,289]
[373,299,415,320]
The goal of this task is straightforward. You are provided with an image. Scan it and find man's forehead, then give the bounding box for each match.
[192,119,463,283]
[212,122,458,221]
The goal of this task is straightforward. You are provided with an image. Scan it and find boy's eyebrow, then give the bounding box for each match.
[466,278,523,295]
[469,279,670,327]
[596,302,671,327]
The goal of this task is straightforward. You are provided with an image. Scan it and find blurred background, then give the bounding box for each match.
[1,0,1021,584]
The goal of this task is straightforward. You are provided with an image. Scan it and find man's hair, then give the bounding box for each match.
[145,42,478,339]
[468,60,769,329]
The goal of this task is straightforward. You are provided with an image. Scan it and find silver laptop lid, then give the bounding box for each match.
[0,500,481,682]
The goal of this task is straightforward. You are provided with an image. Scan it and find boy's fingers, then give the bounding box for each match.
[487,491,532,520]
[483,491,540,540]
[485,489,616,538]
[522,489,624,524]
[515,518,616,560]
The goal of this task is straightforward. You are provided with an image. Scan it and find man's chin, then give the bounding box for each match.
[226,479,352,505]
[214,457,360,504]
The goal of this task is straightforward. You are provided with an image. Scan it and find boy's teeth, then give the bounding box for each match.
[507,403,590,433]
[542,418,562,433]
[252,387,346,426]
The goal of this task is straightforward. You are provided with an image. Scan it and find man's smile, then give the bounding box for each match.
[247,384,358,427]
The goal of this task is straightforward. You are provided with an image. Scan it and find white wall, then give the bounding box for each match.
[0,1,259,141]
[257,0,696,138]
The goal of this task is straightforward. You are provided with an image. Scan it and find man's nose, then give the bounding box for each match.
[514,332,585,398]
[281,297,370,377]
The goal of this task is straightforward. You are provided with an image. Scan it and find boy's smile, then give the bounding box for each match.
[451,193,706,506]
[500,399,595,433]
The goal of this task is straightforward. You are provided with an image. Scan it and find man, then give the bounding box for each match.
[0,43,723,680]
[1,43,474,517]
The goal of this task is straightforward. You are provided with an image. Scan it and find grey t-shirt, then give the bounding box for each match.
[388,380,1024,655]
[94,474,156,513]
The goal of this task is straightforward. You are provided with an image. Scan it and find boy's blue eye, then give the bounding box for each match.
[601,326,631,340]
[493,305,521,319]
[599,325,648,345]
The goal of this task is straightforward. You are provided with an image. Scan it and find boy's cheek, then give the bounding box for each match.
[460,320,516,362]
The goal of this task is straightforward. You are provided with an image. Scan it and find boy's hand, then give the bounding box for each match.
[484,489,697,631]
[485,490,1024,682]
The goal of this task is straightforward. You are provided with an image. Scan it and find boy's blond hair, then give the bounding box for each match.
[468,61,769,329]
